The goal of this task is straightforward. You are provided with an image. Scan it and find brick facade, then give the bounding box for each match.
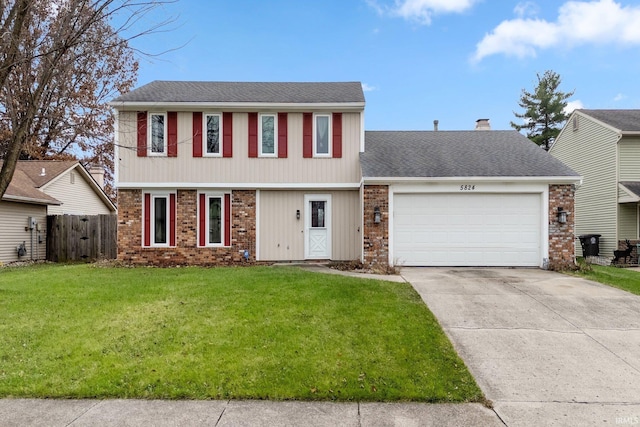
[362,185,389,267]
[548,184,576,271]
[117,189,256,266]
[615,239,638,265]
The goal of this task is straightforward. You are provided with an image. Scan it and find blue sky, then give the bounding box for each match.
[126,0,640,131]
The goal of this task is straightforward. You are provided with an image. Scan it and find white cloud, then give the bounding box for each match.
[362,83,377,92]
[613,93,626,101]
[473,0,640,62]
[367,0,478,25]
[564,100,584,114]
[514,1,539,18]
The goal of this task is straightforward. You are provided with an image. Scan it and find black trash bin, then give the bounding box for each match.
[578,234,601,257]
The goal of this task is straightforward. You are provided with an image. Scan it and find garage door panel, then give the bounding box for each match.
[393,193,541,267]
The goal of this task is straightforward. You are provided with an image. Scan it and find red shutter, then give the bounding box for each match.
[223,112,233,158]
[143,193,151,246]
[224,193,231,246]
[169,193,176,246]
[199,193,206,247]
[248,113,258,158]
[303,112,313,158]
[278,113,288,158]
[193,112,202,157]
[168,112,178,157]
[332,113,342,159]
[137,112,147,157]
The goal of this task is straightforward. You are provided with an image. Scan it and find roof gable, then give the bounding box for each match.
[360,130,579,179]
[111,81,365,105]
[577,109,640,133]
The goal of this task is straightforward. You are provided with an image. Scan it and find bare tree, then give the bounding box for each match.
[0,0,174,199]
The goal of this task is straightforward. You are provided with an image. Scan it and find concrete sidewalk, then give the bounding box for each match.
[0,399,502,426]
[402,267,640,427]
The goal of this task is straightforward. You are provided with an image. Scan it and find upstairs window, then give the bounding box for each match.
[149,113,167,155]
[314,114,331,157]
[205,113,222,156]
[259,113,277,157]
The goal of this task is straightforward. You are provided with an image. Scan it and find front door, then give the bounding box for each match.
[305,194,331,259]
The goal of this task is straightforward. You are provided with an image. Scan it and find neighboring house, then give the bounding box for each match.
[550,109,640,259]
[0,160,116,263]
[112,81,580,270]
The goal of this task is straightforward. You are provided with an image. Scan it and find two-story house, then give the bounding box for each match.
[112,81,580,270]
[112,81,363,265]
[550,109,640,259]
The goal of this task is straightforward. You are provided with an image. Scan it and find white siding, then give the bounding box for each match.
[550,115,620,257]
[0,201,47,263]
[45,169,113,215]
[259,190,359,261]
[118,111,362,185]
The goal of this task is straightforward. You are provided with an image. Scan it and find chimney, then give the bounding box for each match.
[475,119,491,131]
[433,120,439,131]
[89,165,105,189]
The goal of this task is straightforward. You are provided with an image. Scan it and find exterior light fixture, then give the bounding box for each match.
[296,209,300,220]
[557,207,567,224]
[374,206,381,224]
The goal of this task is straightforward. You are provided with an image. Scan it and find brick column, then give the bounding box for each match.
[548,184,576,270]
[363,185,389,268]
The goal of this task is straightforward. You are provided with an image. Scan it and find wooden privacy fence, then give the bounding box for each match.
[47,215,117,262]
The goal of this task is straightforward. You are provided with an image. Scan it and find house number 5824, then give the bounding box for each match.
[460,185,476,191]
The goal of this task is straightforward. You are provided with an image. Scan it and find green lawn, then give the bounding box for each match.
[0,264,481,402]
[572,262,640,295]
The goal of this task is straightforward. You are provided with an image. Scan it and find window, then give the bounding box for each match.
[143,192,175,247]
[204,113,222,155]
[314,114,331,156]
[149,113,167,155]
[259,113,277,156]
[199,193,229,246]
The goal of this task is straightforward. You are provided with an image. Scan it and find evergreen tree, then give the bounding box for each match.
[511,70,574,150]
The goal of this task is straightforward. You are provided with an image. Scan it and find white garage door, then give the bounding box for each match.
[393,193,542,267]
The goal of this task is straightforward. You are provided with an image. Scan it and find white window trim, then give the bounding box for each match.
[203,113,223,157]
[313,113,332,157]
[148,112,168,156]
[150,192,171,247]
[199,192,229,247]
[258,113,278,157]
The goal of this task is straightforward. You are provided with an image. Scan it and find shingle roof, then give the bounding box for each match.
[578,109,640,132]
[620,182,640,198]
[360,130,579,178]
[112,81,365,104]
[1,160,81,205]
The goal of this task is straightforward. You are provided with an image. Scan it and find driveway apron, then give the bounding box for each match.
[401,267,640,427]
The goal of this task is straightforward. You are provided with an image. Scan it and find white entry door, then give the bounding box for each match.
[305,194,331,259]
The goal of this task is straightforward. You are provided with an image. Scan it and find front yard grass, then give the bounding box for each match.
[0,264,481,402]
[572,262,640,295]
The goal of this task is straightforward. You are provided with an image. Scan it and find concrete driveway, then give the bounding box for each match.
[401,267,640,426]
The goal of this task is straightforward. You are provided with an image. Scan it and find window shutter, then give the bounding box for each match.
[278,113,288,158]
[168,112,178,157]
[223,112,233,158]
[332,113,342,158]
[137,112,147,157]
[193,112,202,157]
[224,193,231,246]
[198,193,206,247]
[303,112,313,158]
[143,193,151,246]
[248,113,258,158]
[169,193,176,246]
